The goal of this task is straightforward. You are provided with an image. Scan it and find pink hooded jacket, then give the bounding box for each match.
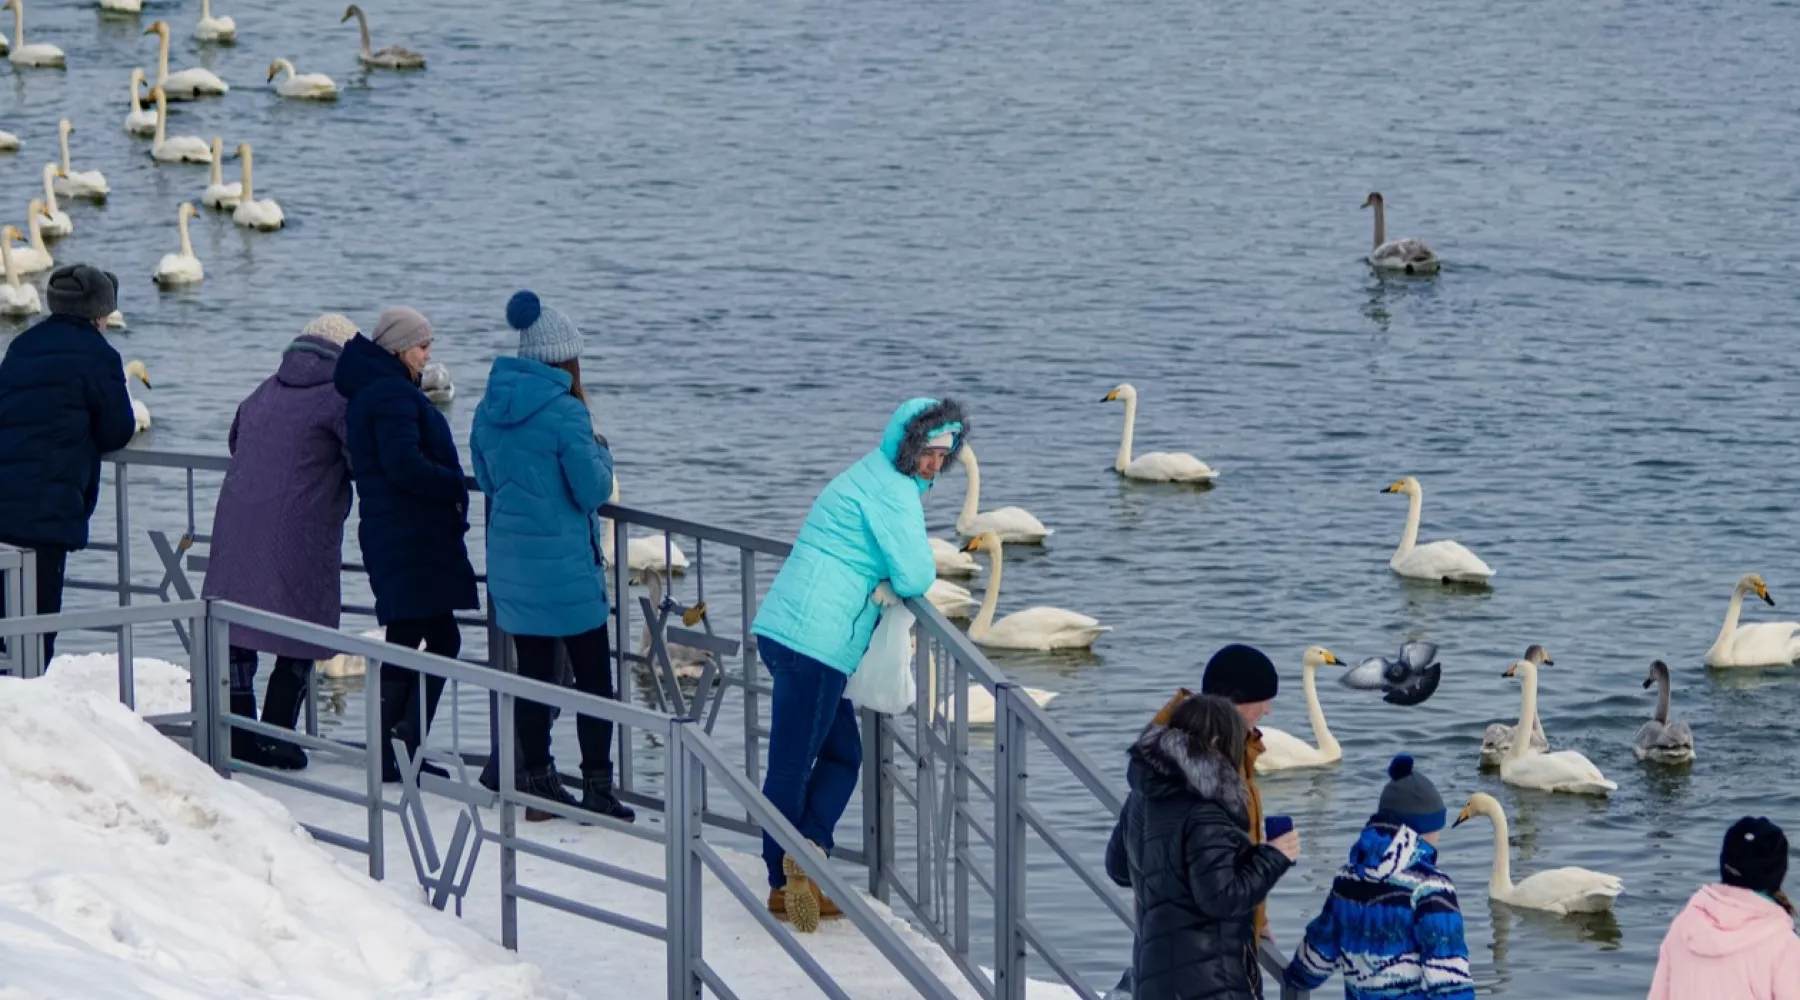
[1650,885,1800,1000]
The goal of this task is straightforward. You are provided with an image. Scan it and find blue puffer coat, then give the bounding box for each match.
[334,334,479,624]
[752,397,967,675]
[471,356,613,638]
[0,315,137,550]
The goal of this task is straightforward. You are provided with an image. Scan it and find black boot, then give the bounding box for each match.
[581,768,636,823]
[229,690,264,763]
[521,765,582,822]
[259,659,310,771]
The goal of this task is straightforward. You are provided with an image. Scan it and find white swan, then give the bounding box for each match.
[926,579,979,619]
[201,138,241,209]
[146,21,228,99]
[1255,647,1345,772]
[124,68,158,137]
[55,121,109,201]
[947,684,1057,726]
[103,309,125,330]
[1101,383,1218,483]
[1453,793,1622,914]
[419,361,454,404]
[1635,660,1696,763]
[4,0,62,68]
[231,143,285,230]
[1381,476,1493,584]
[929,537,981,577]
[36,165,71,239]
[1703,573,1800,668]
[343,4,425,69]
[1500,658,1616,795]
[267,58,337,100]
[14,201,53,274]
[153,203,203,286]
[1480,644,1551,766]
[149,90,211,164]
[963,533,1108,650]
[193,0,235,43]
[1362,192,1440,275]
[0,130,17,152]
[315,628,386,679]
[123,360,151,433]
[955,444,1051,544]
[0,225,41,317]
[599,475,691,580]
[99,0,142,15]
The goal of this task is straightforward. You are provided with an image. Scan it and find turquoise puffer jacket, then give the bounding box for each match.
[471,356,614,638]
[753,397,968,675]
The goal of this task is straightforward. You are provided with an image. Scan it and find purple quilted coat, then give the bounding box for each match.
[202,335,353,659]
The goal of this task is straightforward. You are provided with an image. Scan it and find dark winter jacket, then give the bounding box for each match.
[1105,724,1293,1000]
[202,335,354,659]
[0,315,137,551]
[333,334,478,624]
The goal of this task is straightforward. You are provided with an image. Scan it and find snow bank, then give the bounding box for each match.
[0,676,562,1000]
[41,653,194,717]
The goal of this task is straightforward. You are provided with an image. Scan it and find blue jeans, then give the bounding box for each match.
[759,635,861,888]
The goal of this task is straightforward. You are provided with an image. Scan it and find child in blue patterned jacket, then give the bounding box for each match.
[1284,755,1475,1000]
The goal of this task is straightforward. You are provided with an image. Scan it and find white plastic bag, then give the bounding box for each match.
[845,605,917,715]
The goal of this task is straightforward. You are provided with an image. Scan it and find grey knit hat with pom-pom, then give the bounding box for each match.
[506,290,581,365]
[1377,755,1446,833]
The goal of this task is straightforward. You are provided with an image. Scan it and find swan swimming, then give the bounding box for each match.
[153,203,204,286]
[1703,573,1800,668]
[1381,475,1493,584]
[961,533,1107,650]
[124,69,159,137]
[929,537,981,577]
[1454,793,1622,914]
[1101,383,1217,483]
[55,120,109,201]
[194,0,236,43]
[231,142,285,230]
[343,5,425,69]
[955,444,1051,544]
[201,138,242,210]
[149,90,213,164]
[1634,660,1696,763]
[123,360,152,433]
[0,225,41,317]
[146,20,229,99]
[14,202,54,274]
[267,58,338,101]
[1499,657,1616,796]
[1362,192,1440,275]
[4,0,63,68]
[36,164,71,238]
[1480,644,1551,766]
[1256,647,1345,772]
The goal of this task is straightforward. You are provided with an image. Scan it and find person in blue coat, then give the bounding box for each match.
[751,395,968,931]
[0,265,136,661]
[471,290,633,823]
[334,306,479,782]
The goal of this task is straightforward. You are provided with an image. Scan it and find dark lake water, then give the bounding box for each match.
[9,0,1800,994]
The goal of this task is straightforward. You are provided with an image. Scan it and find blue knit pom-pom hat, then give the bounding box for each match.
[1377,754,1447,833]
[506,289,582,365]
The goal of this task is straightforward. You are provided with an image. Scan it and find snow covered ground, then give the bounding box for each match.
[0,656,1084,1000]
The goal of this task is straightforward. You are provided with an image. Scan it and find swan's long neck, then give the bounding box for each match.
[957,450,981,531]
[156,30,170,86]
[274,59,295,82]
[1653,671,1671,724]
[41,168,58,214]
[153,94,167,145]
[27,213,44,253]
[1,235,18,288]
[1303,664,1338,757]
[1115,396,1138,472]
[209,140,223,185]
[354,8,373,56]
[11,3,23,46]
[600,474,619,565]
[1507,665,1539,762]
[58,128,71,174]
[177,210,193,257]
[239,147,254,201]
[1717,585,1748,652]
[1372,199,1387,249]
[200,0,211,18]
[129,73,144,113]
[1396,488,1422,557]
[1485,806,1514,895]
[971,545,1003,637]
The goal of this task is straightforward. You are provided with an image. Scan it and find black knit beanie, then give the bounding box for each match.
[1721,817,1789,896]
[1201,643,1279,704]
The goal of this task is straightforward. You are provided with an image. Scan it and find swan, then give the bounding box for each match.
[342,5,425,69]
[1381,476,1493,584]
[947,684,1057,726]
[1362,192,1440,275]
[0,130,16,151]
[103,310,125,329]
[1100,383,1218,483]
[148,91,211,164]
[929,537,981,577]
[926,579,979,619]
[1634,660,1696,763]
[1499,658,1616,795]
[153,202,203,286]
[124,68,158,137]
[315,628,386,679]
[201,138,241,210]
[419,361,454,404]
[99,0,142,15]
[123,360,151,433]
[1255,647,1345,772]
[962,532,1108,650]
[54,121,109,201]
[0,226,41,317]
[1480,644,1552,766]
[36,165,71,239]
[194,0,235,43]
[955,444,1051,544]
[146,21,228,99]
[599,474,691,581]
[1453,793,1623,914]
[4,0,62,68]
[1703,573,1800,668]
[231,143,285,230]
[14,202,53,274]
[267,58,337,100]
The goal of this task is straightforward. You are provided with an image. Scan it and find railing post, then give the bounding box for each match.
[994,683,1027,1000]
[612,515,633,795]
[664,718,704,1000]
[951,648,971,953]
[861,706,894,901]
[188,604,212,765]
[205,608,231,776]
[499,684,518,949]
[114,464,135,707]
[740,550,761,793]
[19,547,41,678]
[365,655,385,881]
[913,632,933,919]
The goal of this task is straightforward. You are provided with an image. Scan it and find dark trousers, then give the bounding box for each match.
[227,645,313,727]
[758,635,861,888]
[513,625,615,776]
[1,545,67,663]
[379,613,460,777]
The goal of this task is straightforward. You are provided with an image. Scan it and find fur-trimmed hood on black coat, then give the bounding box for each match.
[883,396,968,481]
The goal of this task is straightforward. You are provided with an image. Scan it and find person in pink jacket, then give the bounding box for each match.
[1650,817,1800,1000]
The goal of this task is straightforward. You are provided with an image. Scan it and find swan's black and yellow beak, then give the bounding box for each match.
[1452,809,1470,829]
[1324,651,1340,666]
[1502,664,1517,678]
[1762,588,1777,607]
[1381,482,1401,494]
[961,537,982,554]
[1642,677,1655,690]
[1101,390,1118,402]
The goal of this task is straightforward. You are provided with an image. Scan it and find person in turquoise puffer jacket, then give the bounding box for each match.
[752,395,968,931]
[471,290,633,823]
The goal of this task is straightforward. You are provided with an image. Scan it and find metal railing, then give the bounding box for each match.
[0,543,42,678]
[10,447,1311,1000]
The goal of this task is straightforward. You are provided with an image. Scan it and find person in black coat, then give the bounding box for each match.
[333,307,479,782]
[1106,695,1298,1000]
[0,265,136,661]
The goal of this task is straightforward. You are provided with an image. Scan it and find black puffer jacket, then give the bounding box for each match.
[1105,724,1292,1000]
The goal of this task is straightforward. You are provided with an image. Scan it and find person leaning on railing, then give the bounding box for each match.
[0,265,136,662]
[749,396,968,933]
[468,290,633,823]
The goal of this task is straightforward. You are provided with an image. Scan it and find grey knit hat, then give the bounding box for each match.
[505,290,581,364]
[46,263,118,319]
[371,306,432,355]
[301,313,358,347]
[1377,755,1446,833]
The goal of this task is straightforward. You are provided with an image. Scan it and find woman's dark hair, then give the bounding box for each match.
[551,357,587,404]
[1165,694,1247,775]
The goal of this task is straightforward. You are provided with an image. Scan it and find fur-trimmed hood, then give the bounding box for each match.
[881,397,968,491]
[1129,723,1250,825]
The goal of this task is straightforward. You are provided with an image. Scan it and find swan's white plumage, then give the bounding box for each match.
[929,537,981,577]
[955,445,1051,544]
[231,142,285,230]
[5,0,62,68]
[54,121,108,201]
[1704,573,1800,668]
[0,225,41,317]
[1499,659,1615,795]
[267,58,337,100]
[36,165,71,238]
[1456,793,1622,914]
[1480,645,1551,766]
[1102,383,1218,483]
[1362,193,1440,275]
[963,532,1107,651]
[1255,647,1344,772]
[1382,476,1492,583]
[149,90,212,164]
[926,579,978,619]
[201,137,241,209]
[147,20,228,99]
[153,203,204,286]
[123,361,151,434]
[14,202,54,274]
[194,0,235,42]
[124,68,158,137]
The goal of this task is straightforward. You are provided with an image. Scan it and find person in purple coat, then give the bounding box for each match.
[202,315,359,770]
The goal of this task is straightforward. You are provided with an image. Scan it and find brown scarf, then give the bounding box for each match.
[1150,688,1269,935]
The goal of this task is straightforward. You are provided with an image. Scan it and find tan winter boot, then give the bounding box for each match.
[782,848,821,933]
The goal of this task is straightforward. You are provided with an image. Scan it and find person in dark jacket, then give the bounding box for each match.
[1106,695,1298,1000]
[471,290,632,823]
[0,265,136,662]
[334,306,479,782]
[203,314,359,771]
